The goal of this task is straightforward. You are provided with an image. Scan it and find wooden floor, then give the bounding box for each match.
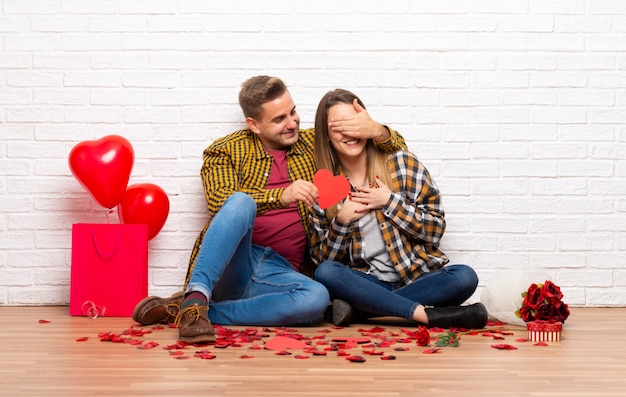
[1,306,624,397]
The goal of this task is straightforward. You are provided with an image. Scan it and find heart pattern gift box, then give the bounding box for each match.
[527,320,563,342]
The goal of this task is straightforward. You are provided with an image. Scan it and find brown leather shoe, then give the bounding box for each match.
[174,304,216,344]
[132,291,184,325]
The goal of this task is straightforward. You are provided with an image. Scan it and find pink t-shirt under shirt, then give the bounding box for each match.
[252,149,306,272]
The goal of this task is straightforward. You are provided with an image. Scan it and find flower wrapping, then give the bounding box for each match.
[481,269,551,327]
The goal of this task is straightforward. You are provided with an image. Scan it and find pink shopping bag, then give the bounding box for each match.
[70,223,148,317]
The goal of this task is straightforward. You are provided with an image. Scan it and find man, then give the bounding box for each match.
[132,76,407,343]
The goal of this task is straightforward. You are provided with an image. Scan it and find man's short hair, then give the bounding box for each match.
[239,76,288,120]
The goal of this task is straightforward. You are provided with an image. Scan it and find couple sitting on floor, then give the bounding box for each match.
[132,76,488,343]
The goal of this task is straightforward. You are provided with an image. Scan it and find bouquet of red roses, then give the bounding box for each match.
[516,280,570,323]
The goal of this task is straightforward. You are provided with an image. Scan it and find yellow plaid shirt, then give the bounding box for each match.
[309,150,449,286]
[184,127,406,285]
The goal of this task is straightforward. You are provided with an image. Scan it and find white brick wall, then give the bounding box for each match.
[2,0,626,307]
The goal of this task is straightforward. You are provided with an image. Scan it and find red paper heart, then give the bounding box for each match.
[263,336,307,351]
[313,169,350,209]
[69,135,134,209]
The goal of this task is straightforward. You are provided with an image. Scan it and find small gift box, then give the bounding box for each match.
[527,320,562,342]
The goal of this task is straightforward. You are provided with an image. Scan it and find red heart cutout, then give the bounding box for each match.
[313,169,350,209]
[263,336,307,350]
[69,135,134,209]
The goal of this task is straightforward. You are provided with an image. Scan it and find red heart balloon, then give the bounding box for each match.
[118,183,170,240]
[69,135,134,209]
[313,169,350,209]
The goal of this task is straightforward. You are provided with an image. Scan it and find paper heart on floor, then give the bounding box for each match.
[263,336,307,350]
[313,169,350,209]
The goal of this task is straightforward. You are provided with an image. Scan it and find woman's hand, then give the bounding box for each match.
[348,176,391,212]
[335,197,369,224]
[335,177,392,224]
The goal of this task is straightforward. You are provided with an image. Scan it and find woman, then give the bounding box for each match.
[310,89,488,329]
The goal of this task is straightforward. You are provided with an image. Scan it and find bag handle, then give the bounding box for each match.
[92,227,122,260]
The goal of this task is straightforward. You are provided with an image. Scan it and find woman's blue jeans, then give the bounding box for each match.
[314,260,478,320]
[186,192,329,326]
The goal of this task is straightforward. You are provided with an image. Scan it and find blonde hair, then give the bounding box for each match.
[314,89,392,219]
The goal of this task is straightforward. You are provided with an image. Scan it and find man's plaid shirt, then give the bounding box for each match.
[184,127,406,285]
[309,150,449,286]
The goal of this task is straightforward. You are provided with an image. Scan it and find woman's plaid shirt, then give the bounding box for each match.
[309,150,449,286]
[184,127,406,285]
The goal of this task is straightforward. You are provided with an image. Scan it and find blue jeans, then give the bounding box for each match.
[314,260,478,320]
[187,192,329,326]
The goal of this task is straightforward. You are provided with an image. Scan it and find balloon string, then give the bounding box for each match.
[105,208,114,224]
